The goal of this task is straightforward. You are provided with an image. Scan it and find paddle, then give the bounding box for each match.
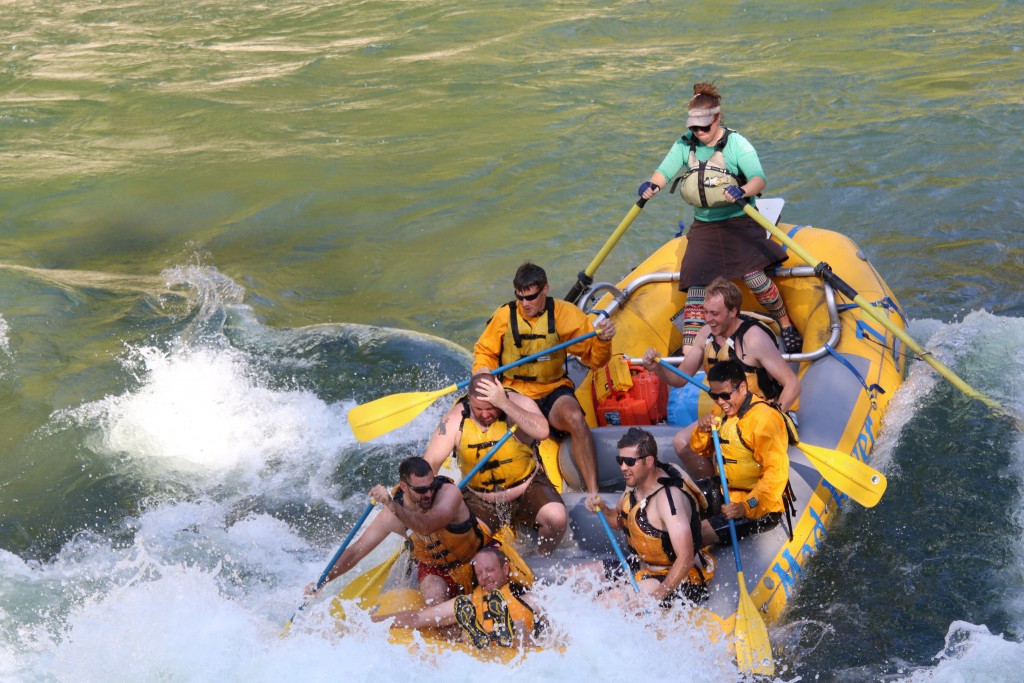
[348,331,597,442]
[565,197,649,304]
[289,427,519,630]
[594,503,641,593]
[283,499,378,631]
[739,200,1003,415]
[653,358,887,507]
[712,421,775,676]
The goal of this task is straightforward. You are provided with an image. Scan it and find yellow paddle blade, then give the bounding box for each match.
[347,384,459,442]
[796,442,887,508]
[733,571,775,676]
[330,546,405,621]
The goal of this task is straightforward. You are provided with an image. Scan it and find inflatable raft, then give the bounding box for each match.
[342,200,907,658]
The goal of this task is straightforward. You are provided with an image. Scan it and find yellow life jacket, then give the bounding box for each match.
[498,299,566,386]
[398,478,492,570]
[677,129,744,209]
[716,397,793,496]
[468,583,537,639]
[617,464,714,588]
[703,316,783,402]
[456,397,537,492]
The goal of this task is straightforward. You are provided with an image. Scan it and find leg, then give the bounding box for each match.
[419,572,455,605]
[743,270,802,354]
[547,394,598,497]
[533,501,568,555]
[513,468,567,555]
[673,423,715,479]
[679,286,707,355]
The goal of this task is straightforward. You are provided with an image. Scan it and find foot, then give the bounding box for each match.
[483,589,515,648]
[454,595,490,649]
[780,326,803,355]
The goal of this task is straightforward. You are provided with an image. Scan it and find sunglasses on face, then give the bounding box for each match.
[708,386,738,402]
[515,289,543,302]
[615,455,646,467]
[688,123,713,133]
[407,478,439,494]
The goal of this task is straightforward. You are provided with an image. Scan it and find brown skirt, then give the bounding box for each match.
[678,213,788,290]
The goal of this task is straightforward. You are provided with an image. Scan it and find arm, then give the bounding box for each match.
[744,327,801,412]
[641,327,709,388]
[474,376,549,442]
[688,410,721,457]
[742,410,791,519]
[372,597,457,629]
[321,508,405,586]
[472,308,508,374]
[646,489,696,601]
[383,482,465,537]
[556,302,614,369]
[421,404,462,473]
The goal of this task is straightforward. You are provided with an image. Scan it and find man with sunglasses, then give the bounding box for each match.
[473,262,616,513]
[642,276,800,479]
[635,81,801,357]
[422,373,565,555]
[590,427,714,606]
[689,360,793,545]
[311,457,490,605]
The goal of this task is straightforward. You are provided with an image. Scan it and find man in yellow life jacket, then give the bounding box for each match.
[310,457,490,605]
[642,276,800,479]
[689,359,792,545]
[593,427,714,606]
[423,373,564,554]
[373,546,544,651]
[473,262,616,513]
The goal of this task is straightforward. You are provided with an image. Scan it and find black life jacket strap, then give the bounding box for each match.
[506,298,556,348]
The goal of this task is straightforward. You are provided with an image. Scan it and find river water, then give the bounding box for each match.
[1,1,1023,681]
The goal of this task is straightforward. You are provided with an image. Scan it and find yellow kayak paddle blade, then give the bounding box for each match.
[733,571,775,676]
[347,383,460,442]
[796,442,887,508]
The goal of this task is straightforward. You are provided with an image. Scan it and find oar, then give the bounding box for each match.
[565,197,649,304]
[292,427,519,630]
[653,358,887,507]
[712,421,775,676]
[594,503,641,593]
[348,331,597,442]
[283,499,377,631]
[739,200,1003,415]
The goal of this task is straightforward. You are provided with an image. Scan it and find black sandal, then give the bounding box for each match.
[484,589,515,648]
[780,326,803,355]
[454,595,491,649]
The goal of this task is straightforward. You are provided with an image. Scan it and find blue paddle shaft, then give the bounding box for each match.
[658,358,711,393]
[466,330,598,390]
[457,428,515,488]
[711,426,744,571]
[596,507,641,593]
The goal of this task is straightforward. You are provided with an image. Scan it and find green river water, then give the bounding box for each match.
[2,2,1024,681]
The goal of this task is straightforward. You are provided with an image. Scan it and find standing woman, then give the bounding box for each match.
[638,82,802,355]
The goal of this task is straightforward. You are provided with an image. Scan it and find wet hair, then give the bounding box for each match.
[707,359,746,386]
[513,262,548,293]
[468,372,499,397]
[688,81,721,112]
[705,277,742,313]
[397,456,433,482]
[616,427,658,459]
[473,544,509,567]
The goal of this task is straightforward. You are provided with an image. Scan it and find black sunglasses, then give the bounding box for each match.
[407,478,440,494]
[515,290,543,302]
[688,123,713,133]
[615,455,647,467]
[708,386,738,401]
